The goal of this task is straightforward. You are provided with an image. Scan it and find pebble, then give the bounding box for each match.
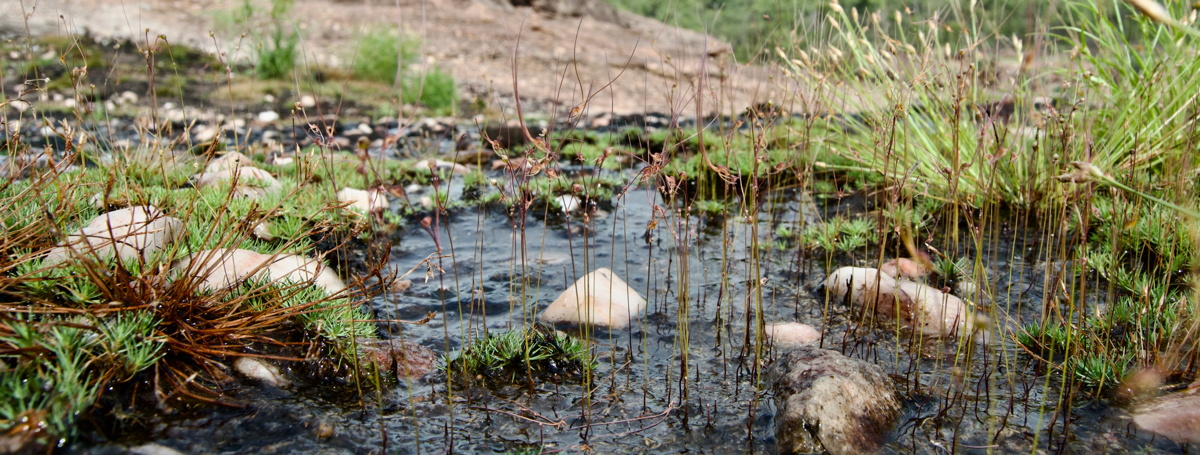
[233,357,288,387]
[257,110,280,123]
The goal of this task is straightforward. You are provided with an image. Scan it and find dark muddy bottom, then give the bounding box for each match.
[68,182,1188,454]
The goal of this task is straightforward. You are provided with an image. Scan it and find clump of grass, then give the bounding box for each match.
[349,28,458,113]
[404,68,458,113]
[444,324,592,387]
[224,0,299,79]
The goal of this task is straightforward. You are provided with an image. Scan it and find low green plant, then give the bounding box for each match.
[403,68,457,113]
[444,324,592,387]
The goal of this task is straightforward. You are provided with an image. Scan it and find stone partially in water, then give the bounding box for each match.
[540,268,646,329]
[765,322,822,345]
[1132,391,1200,443]
[357,338,437,379]
[233,357,288,387]
[337,187,388,213]
[880,258,929,279]
[825,267,967,337]
[173,248,346,294]
[893,280,967,337]
[769,345,900,455]
[825,267,898,314]
[44,205,184,266]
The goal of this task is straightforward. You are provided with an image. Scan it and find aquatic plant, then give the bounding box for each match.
[444,324,593,387]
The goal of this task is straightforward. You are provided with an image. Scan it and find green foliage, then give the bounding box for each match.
[403,68,458,113]
[348,28,457,113]
[227,0,299,79]
[352,29,417,84]
[800,216,878,252]
[444,324,593,386]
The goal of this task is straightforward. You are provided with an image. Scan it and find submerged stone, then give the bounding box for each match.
[173,248,346,294]
[769,345,900,455]
[765,322,822,345]
[44,205,184,266]
[357,338,437,379]
[825,267,967,337]
[879,258,929,279]
[1132,391,1200,444]
[540,268,646,329]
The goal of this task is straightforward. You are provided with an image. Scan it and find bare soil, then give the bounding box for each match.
[1,0,787,116]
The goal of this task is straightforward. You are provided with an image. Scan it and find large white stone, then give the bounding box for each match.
[202,151,255,173]
[44,206,184,266]
[337,187,388,213]
[192,166,281,198]
[825,267,967,337]
[893,280,968,337]
[825,267,898,313]
[879,258,928,279]
[1133,391,1200,443]
[173,248,346,294]
[540,268,646,329]
[765,322,822,345]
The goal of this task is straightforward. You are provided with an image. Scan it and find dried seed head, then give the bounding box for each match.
[1125,0,1175,24]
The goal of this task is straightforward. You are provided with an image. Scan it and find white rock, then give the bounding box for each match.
[44,206,184,266]
[825,267,966,337]
[1133,392,1200,443]
[298,94,316,108]
[879,258,928,279]
[825,267,897,311]
[252,222,275,241]
[257,110,280,123]
[337,187,388,213]
[418,196,434,209]
[173,248,345,294]
[233,357,288,387]
[203,151,254,173]
[556,194,580,213]
[540,268,646,329]
[893,280,967,337]
[193,166,281,198]
[765,322,822,345]
[129,443,187,455]
[433,159,470,175]
[192,126,217,143]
